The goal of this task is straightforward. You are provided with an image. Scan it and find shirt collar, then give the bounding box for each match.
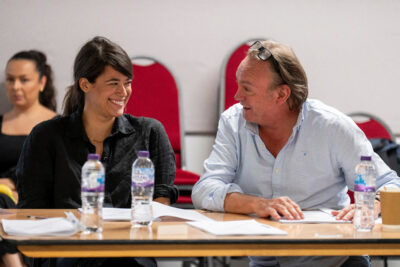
[245,121,258,134]
[111,114,135,135]
[292,102,306,134]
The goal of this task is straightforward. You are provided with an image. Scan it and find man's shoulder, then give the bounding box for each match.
[221,103,243,120]
[219,103,246,129]
[305,99,347,120]
[304,99,355,129]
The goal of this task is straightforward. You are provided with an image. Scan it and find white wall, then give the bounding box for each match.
[1,0,400,172]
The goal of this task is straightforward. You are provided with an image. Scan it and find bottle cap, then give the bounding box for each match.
[88,153,100,160]
[138,150,150,158]
[360,156,372,161]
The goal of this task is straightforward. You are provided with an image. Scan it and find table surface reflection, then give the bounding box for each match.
[0,209,399,258]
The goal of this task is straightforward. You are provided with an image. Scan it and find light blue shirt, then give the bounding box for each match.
[192,99,400,212]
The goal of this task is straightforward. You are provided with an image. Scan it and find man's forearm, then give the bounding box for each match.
[224,192,258,214]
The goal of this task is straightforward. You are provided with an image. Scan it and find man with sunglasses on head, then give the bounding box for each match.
[192,40,400,267]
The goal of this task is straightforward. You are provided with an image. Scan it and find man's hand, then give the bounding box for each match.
[224,193,303,220]
[252,196,304,220]
[332,200,381,221]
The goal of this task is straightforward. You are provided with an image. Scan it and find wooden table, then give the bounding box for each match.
[0,209,399,258]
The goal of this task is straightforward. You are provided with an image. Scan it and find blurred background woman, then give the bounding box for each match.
[0,50,57,267]
[0,50,57,203]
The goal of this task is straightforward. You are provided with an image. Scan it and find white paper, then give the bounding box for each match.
[1,212,81,236]
[186,219,287,236]
[278,209,351,224]
[102,202,213,222]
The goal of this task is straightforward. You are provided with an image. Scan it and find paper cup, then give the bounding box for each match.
[381,188,400,232]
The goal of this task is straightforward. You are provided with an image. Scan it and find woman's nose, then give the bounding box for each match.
[11,79,22,90]
[116,83,128,96]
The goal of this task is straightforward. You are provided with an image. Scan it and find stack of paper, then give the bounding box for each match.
[187,219,287,236]
[278,209,351,224]
[1,212,80,236]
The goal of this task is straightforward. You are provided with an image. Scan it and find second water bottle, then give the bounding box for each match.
[131,150,154,227]
[353,155,376,232]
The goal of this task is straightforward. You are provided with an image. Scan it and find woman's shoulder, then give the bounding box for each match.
[30,114,68,136]
[122,114,164,130]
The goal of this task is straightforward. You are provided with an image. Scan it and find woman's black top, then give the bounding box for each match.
[16,109,178,209]
[0,115,27,183]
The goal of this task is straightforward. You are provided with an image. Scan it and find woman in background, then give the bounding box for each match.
[0,50,57,203]
[17,36,177,266]
[0,50,57,267]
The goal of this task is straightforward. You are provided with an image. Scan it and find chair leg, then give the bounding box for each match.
[383,256,388,267]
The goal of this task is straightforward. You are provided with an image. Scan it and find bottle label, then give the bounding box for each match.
[354,174,375,192]
[132,168,154,188]
[82,173,105,192]
[354,184,375,192]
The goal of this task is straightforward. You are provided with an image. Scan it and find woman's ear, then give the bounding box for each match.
[79,78,91,93]
[39,76,47,92]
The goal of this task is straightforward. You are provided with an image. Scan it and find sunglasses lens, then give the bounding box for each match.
[251,41,272,61]
[258,50,271,61]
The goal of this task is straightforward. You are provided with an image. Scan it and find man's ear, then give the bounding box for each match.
[79,78,91,93]
[276,84,291,105]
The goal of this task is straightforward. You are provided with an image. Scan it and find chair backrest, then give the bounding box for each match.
[348,112,395,142]
[125,56,186,169]
[218,38,263,115]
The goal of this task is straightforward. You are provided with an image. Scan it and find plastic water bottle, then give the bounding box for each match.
[81,153,105,233]
[131,150,154,227]
[353,155,376,232]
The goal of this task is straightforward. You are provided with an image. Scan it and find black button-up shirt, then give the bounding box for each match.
[16,109,178,209]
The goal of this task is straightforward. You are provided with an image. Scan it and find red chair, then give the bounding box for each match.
[218,38,263,115]
[347,112,395,203]
[348,112,395,142]
[126,56,200,208]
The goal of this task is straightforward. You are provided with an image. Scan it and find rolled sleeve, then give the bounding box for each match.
[192,114,243,211]
[148,120,178,204]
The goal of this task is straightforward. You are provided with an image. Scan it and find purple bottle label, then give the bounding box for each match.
[132,180,154,188]
[82,185,105,192]
[82,173,105,192]
[131,168,154,188]
[354,184,375,192]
